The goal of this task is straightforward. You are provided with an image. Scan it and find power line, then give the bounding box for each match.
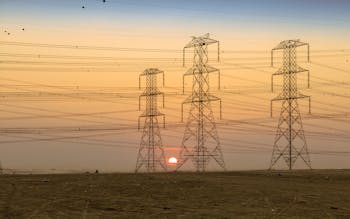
[0,41,182,53]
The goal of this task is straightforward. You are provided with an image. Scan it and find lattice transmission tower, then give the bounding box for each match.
[177,33,225,172]
[270,39,312,170]
[135,68,167,173]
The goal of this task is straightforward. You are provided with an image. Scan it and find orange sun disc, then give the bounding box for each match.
[168,157,178,164]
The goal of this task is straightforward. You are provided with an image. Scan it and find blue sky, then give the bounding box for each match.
[1,0,350,51]
[1,0,350,27]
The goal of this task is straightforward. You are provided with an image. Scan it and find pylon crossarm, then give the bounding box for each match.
[139,69,164,88]
[140,69,164,76]
[140,91,163,97]
[203,65,220,74]
[272,67,309,76]
[184,38,218,48]
[272,40,308,50]
[184,67,196,76]
[271,40,309,66]
[207,94,221,102]
[139,113,164,118]
[182,95,220,104]
[271,95,310,102]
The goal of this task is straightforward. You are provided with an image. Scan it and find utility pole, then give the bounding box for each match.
[135,68,167,173]
[270,39,312,170]
[177,33,225,172]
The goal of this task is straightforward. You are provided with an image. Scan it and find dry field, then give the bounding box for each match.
[0,170,350,218]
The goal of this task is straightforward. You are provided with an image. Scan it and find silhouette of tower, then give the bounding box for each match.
[177,33,225,172]
[270,39,311,170]
[135,68,167,173]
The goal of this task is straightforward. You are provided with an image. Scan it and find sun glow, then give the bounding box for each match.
[168,157,178,164]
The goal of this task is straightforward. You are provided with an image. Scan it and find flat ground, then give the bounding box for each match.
[0,170,350,219]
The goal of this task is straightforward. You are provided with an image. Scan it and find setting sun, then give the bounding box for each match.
[168,157,178,164]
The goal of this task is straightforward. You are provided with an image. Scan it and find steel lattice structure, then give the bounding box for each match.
[135,68,167,173]
[270,39,312,170]
[177,33,225,172]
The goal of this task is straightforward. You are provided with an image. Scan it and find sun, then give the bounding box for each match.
[168,157,178,164]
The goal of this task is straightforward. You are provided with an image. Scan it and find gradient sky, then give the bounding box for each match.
[0,0,349,172]
[1,0,350,48]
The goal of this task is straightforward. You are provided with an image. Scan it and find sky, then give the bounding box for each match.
[0,0,349,173]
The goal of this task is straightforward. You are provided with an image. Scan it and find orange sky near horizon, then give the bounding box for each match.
[0,0,349,172]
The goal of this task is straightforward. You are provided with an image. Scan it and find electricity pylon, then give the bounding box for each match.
[177,33,225,172]
[270,39,312,170]
[135,68,167,173]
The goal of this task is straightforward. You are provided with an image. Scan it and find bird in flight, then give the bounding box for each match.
[82,0,106,9]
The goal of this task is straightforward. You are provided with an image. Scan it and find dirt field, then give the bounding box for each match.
[0,170,349,219]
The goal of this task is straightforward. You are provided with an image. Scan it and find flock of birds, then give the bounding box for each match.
[3,28,25,36]
[82,0,106,9]
[3,1,107,35]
